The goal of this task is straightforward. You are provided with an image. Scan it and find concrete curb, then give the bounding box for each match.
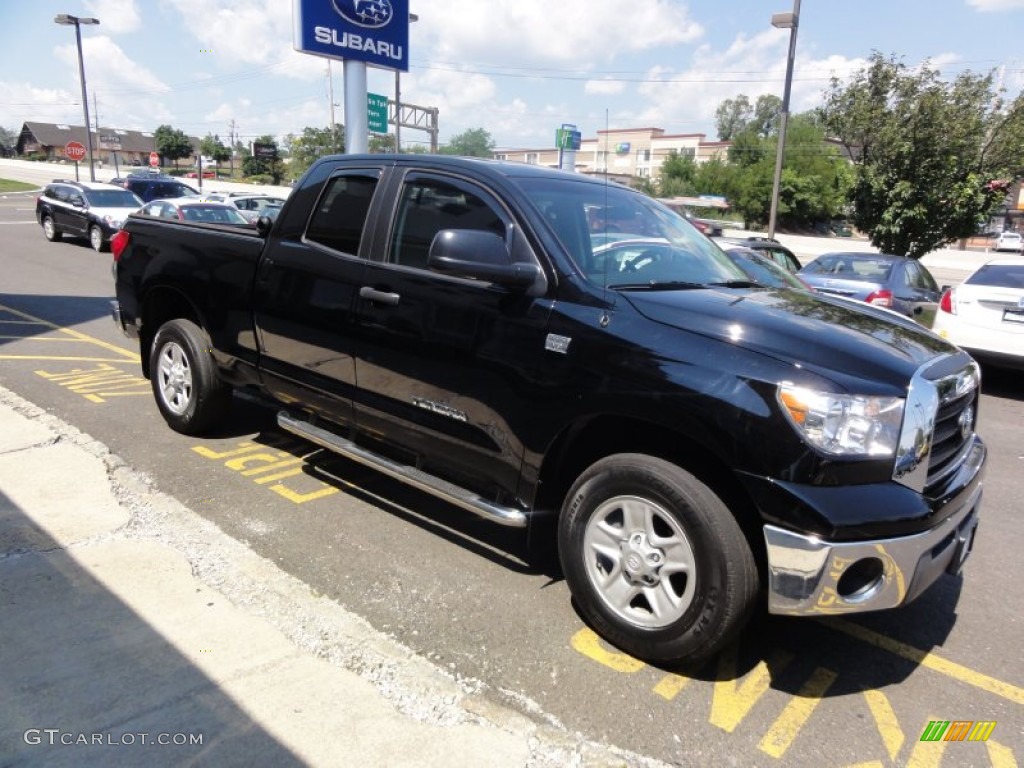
[0,385,665,768]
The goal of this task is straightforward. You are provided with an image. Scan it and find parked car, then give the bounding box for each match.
[202,192,288,223]
[991,231,1023,253]
[722,246,812,291]
[932,257,1024,369]
[136,198,251,225]
[111,175,199,203]
[36,179,143,252]
[716,236,801,273]
[184,170,217,179]
[798,251,941,325]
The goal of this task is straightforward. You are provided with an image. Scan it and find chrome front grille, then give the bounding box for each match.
[925,383,978,493]
[894,357,980,494]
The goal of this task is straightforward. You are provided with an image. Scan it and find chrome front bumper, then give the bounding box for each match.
[764,446,984,616]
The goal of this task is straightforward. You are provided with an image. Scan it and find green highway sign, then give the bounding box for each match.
[368,93,389,134]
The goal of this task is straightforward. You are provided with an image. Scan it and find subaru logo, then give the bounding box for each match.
[331,0,394,28]
[958,405,974,441]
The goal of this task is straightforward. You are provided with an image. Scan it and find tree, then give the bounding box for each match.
[369,133,396,153]
[751,94,782,138]
[822,52,1024,259]
[439,128,495,157]
[200,133,231,166]
[657,152,699,196]
[287,125,345,180]
[153,124,193,169]
[715,95,752,141]
[0,125,16,154]
[242,135,284,183]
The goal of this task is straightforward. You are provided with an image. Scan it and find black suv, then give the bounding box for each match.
[110,174,199,203]
[715,236,801,273]
[36,180,143,252]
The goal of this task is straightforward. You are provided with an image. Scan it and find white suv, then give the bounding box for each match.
[992,232,1023,253]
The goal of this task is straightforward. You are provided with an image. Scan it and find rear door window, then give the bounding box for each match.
[305,172,380,256]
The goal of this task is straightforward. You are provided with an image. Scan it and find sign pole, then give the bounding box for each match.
[344,60,368,154]
[75,162,80,182]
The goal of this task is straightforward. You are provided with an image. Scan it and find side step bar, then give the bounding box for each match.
[277,412,528,528]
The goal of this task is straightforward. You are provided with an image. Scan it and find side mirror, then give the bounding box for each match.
[428,229,546,295]
[255,215,274,237]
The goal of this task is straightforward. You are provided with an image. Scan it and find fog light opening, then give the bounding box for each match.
[836,557,885,601]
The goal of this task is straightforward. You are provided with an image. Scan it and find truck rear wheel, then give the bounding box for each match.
[150,318,231,435]
[558,454,758,664]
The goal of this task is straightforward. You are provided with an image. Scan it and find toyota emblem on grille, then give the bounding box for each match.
[958,404,974,440]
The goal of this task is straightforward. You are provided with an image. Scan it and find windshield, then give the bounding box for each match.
[85,189,144,208]
[180,205,249,224]
[517,177,744,289]
[966,264,1024,288]
[802,254,895,281]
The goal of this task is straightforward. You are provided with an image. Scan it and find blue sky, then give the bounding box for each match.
[1,0,1023,151]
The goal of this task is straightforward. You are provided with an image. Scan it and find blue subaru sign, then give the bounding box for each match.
[293,0,409,72]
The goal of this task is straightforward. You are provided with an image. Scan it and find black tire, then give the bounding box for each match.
[42,215,62,242]
[89,224,108,252]
[150,318,231,435]
[558,454,758,665]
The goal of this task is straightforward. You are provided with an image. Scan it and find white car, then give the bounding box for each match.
[992,231,1022,252]
[203,193,287,223]
[932,257,1024,369]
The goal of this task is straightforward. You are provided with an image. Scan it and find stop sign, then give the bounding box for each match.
[149,151,159,167]
[65,141,87,162]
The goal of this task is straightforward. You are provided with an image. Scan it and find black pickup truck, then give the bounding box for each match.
[111,155,985,664]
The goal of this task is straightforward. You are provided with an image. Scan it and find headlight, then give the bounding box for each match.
[103,215,123,228]
[778,385,904,457]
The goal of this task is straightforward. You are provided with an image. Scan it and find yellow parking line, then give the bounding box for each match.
[0,356,139,363]
[0,302,139,362]
[828,619,1024,705]
[0,335,102,341]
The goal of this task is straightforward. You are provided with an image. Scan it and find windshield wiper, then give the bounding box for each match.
[707,279,761,288]
[607,281,707,291]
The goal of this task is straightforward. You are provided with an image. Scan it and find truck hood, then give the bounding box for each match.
[620,287,953,389]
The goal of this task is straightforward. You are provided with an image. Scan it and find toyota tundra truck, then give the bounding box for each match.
[111,155,985,664]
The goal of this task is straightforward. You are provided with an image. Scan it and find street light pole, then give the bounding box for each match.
[767,0,800,240]
[55,13,100,182]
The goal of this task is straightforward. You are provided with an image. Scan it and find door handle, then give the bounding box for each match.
[359,286,400,306]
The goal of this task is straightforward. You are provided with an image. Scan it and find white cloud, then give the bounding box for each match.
[83,0,143,34]
[415,0,703,67]
[56,37,175,131]
[632,30,868,138]
[585,79,626,96]
[966,0,1024,10]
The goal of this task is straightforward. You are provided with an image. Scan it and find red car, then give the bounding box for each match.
[184,170,216,179]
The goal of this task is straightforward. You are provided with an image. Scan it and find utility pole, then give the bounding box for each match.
[93,91,101,170]
[228,119,237,177]
[327,61,338,152]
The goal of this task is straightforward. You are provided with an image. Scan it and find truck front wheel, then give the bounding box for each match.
[558,454,758,665]
[150,318,231,435]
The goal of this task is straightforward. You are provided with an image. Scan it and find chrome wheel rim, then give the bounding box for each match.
[43,218,55,239]
[582,494,697,628]
[156,341,192,415]
[90,226,103,251]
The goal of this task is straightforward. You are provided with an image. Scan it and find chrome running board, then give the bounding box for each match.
[277,411,528,528]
